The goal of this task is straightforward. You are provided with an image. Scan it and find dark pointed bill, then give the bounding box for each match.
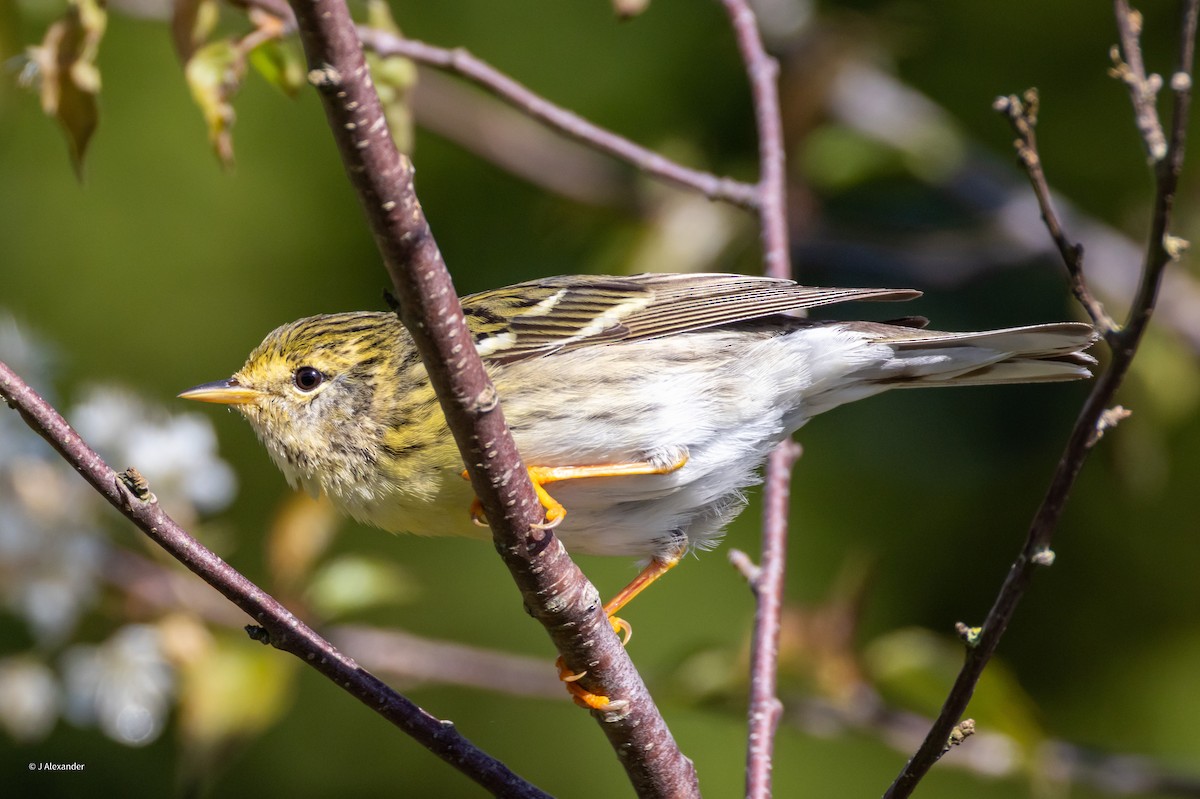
[178,379,262,405]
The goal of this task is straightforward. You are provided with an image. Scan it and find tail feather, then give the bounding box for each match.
[853,321,1099,387]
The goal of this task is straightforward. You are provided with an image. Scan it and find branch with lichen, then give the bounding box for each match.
[0,360,550,799]
[885,2,1197,796]
[284,0,699,796]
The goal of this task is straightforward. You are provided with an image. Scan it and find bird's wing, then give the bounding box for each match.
[462,273,920,363]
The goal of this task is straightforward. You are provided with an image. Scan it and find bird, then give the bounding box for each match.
[181,273,1095,705]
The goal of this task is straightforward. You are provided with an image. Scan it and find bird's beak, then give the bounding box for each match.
[178,379,263,405]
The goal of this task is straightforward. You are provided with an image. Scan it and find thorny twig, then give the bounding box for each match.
[886,2,1198,796]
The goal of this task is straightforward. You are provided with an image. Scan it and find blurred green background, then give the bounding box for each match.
[2,0,1200,796]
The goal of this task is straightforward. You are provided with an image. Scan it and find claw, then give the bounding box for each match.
[610,615,633,646]
[556,656,610,709]
[531,512,564,531]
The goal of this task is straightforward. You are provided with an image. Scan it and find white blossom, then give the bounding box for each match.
[0,656,61,742]
[62,625,175,746]
[71,385,237,514]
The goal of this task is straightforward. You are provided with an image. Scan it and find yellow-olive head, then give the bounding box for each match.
[179,313,427,501]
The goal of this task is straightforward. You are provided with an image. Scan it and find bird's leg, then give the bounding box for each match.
[601,553,681,642]
[465,449,688,528]
[560,548,684,710]
[461,451,689,710]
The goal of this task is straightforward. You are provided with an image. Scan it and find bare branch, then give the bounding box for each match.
[411,68,637,209]
[330,626,566,701]
[717,0,789,275]
[742,440,799,799]
[284,0,698,795]
[788,691,1200,797]
[106,549,567,700]
[715,2,796,796]
[728,548,763,586]
[0,360,550,799]
[1113,1,1169,161]
[1123,0,1197,343]
[355,27,761,211]
[885,3,1198,795]
[993,90,1118,337]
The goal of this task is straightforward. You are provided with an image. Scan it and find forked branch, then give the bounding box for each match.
[885,2,1197,796]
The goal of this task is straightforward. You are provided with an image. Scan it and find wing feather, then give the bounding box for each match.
[463,273,921,363]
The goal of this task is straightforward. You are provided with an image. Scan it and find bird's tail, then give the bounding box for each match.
[855,321,1098,387]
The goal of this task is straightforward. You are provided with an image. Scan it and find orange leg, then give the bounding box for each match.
[463,451,688,528]
[559,552,683,709]
[460,453,690,709]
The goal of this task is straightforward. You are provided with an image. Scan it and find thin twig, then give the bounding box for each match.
[411,68,637,209]
[354,27,761,211]
[716,0,788,274]
[1113,1,1170,162]
[993,89,1118,338]
[885,2,1197,796]
[741,440,799,798]
[285,0,698,795]
[224,0,757,210]
[715,1,795,797]
[331,626,567,701]
[787,691,1200,797]
[107,548,568,699]
[0,361,550,799]
[1121,0,1197,345]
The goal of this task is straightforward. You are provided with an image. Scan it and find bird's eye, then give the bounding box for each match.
[293,366,324,392]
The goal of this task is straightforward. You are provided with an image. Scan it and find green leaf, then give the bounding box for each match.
[170,0,220,64]
[248,39,306,98]
[801,124,902,192]
[184,39,242,168]
[176,631,295,751]
[865,627,1045,750]
[306,555,420,618]
[26,0,107,179]
[363,0,417,154]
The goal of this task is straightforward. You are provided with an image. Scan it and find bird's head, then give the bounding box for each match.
[179,312,411,497]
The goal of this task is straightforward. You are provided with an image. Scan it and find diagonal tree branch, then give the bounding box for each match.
[284,0,698,795]
[994,89,1118,338]
[885,2,1197,796]
[0,360,550,799]
[354,27,761,211]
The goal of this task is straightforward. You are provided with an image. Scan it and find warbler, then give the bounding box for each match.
[181,273,1095,641]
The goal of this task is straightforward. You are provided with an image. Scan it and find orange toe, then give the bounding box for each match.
[556,656,610,709]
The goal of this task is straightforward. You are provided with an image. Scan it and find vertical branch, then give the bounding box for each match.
[720,0,790,278]
[1119,0,1198,342]
[741,441,800,797]
[885,2,1197,796]
[718,2,796,798]
[283,0,699,795]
